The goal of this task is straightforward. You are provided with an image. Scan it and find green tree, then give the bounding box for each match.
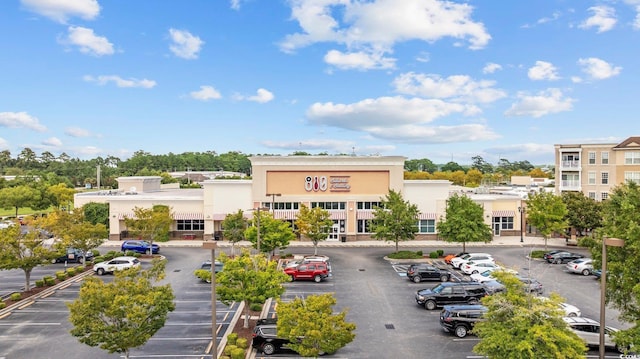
[47,183,76,209]
[0,185,39,217]
[83,202,110,226]
[465,168,484,187]
[124,205,173,247]
[295,204,333,255]
[41,209,107,264]
[561,192,602,237]
[0,218,58,290]
[276,293,356,357]
[370,189,419,253]
[473,271,587,358]
[405,158,438,173]
[471,155,494,174]
[221,209,248,256]
[216,249,289,328]
[244,210,295,258]
[437,193,492,252]
[526,191,568,250]
[441,161,465,172]
[67,259,175,359]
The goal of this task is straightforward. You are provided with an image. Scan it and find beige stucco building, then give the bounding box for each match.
[74,155,526,242]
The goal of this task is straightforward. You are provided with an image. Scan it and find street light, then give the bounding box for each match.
[247,207,269,253]
[266,193,281,214]
[202,241,218,359]
[599,236,624,359]
[518,206,526,243]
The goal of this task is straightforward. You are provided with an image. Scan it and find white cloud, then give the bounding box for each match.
[0,138,8,150]
[571,76,583,83]
[504,88,574,118]
[262,138,355,151]
[577,57,622,80]
[528,61,560,81]
[65,127,91,137]
[230,0,241,10]
[537,11,561,25]
[169,28,204,59]
[238,88,275,103]
[190,86,222,101]
[83,75,157,88]
[62,26,114,56]
[485,143,554,159]
[0,111,47,132]
[324,49,396,70]
[482,62,502,74]
[21,0,100,23]
[415,51,430,63]
[579,5,617,33]
[280,0,490,67]
[42,137,62,147]
[393,73,507,103]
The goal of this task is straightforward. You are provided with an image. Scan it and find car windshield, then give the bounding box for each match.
[431,284,445,293]
[460,254,471,260]
[480,270,493,277]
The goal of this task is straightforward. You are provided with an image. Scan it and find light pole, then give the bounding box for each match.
[599,237,624,359]
[266,193,281,214]
[518,206,525,243]
[202,241,218,359]
[248,207,269,253]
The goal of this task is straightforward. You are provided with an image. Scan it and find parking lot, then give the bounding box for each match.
[0,245,630,359]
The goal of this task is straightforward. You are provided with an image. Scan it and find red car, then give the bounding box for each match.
[284,261,332,283]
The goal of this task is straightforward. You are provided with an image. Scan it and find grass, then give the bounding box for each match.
[0,207,53,218]
[386,250,424,259]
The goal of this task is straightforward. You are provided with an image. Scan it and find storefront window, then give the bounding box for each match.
[177,220,204,231]
[417,219,435,233]
[357,219,371,233]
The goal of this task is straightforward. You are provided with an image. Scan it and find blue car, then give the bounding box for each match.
[121,240,160,254]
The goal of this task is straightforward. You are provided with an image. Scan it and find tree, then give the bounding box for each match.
[0,185,39,216]
[216,249,289,328]
[405,158,437,173]
[276,293,356,357]
[561,192,602,237]
[585,182,640,350]
[473,271,587,358]
[465,168,484,187]
[244,210,295,258]
[41,209,107,264]
[47,183,77,209]
[526,192,568,250]
[441,161,464,172]
[471,155,494,174]
[295,204,333,255]
[124,205,173,249]
[83,202,110,226]
[221,209,248,256]
[67,259,175,359]
[437,193,492,252]
[370,189,419,253]
[0,218,58,291]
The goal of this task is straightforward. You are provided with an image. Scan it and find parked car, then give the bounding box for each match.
[546,251,584,264]
[444,252,468,265]
[542,250,564,261]
[566,258,593,276]
[251,320,291,355]
[470,268,518,283]
[415,282,488,310]
[481,280,506,294]
[200,259,224,273]
[451,253,494,269]
[284,261,331,282]
[537,296,581,317]
[284,255,329,269]
[592,269,604,279]
[516,276,544,294]
[121,240,160,254]
[406,264,451,283]
[52,248,94,263]
[439,304,487,338]
[461,261,500,275]
[562,317,621,351]
[93,256,140,275]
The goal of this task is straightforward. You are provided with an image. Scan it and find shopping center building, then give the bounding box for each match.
[74,156,525,242]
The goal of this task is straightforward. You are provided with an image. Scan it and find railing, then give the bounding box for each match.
[561,161,581,168]
[560,180,581,190]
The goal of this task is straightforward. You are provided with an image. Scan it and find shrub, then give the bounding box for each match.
[194,269,212,283]
[236,337,248,349]
[250,303,262,311]
[230,347,245,359]
[91,249,100,257]
[437,249,444,257]
[10,293,21,301]
[35,279,45,288]
[226,332,238,346]
[44,276,56,286]
[386,250,423,259]
[429,251,438,258]
[104,251,119,260]
[93,255,105,263]
[124,250,138,257]
[416,250,423,256]
[55,271,67,281]
[530,250,546,259]
[0,301,5,309]
[223,344,237,356]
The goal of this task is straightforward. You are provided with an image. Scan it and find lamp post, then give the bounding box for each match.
[248,207,269,253]
[266,193,281,214]
[599,237,624,359]
[518,206,525,243]
[202,242,218,359]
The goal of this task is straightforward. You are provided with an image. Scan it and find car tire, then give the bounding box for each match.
[425,300,437,310]
[262,342,276,355]
[51,259,58,264]
[471,270,479,275]
[146,249,151,255]
[554,259,562,264]
[468,298,479,305]
[454,325,469,338]
[413,276,422,283]
[567,312,577,317]
[314,275,322,283]
[289,275,295,282]
[440,275,449,282]
[97,268,105,276]
[582,269,591,276]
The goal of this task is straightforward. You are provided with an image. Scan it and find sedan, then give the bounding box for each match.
[121,240,160,254]
[93,256,140,275]
[546,251,584,264]
[566,258,593,276]
[542,250,564,261]
[461,261,500,275]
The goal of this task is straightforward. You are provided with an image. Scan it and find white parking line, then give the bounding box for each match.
[0,322,62,326]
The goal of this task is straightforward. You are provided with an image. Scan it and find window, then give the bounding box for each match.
[625,152,640,164]
[177,219,204,231]
[492,216,514,230]
[601,192,609,200]
[588,172,596,185]
[265,202,299,210]
[601,172,609,185]
[417,219,435,233]
[357,219,371,233]
[357,201,382,210]
[311,202,346,210]
[625,171,640,184]
[588,152,596,165]
[601,152,609,164]
[588,192,596,200]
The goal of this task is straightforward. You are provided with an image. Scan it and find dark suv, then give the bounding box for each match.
[251,319,290,355]
[406,264,451,283]
[440,304,487,338]
[416,282,488,310]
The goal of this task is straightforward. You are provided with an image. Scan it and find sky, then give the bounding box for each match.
[1,0,639,166]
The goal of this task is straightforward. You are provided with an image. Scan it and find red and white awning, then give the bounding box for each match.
[356,210,375,220]
[418,213,437,220]
[117,212,135,220]
[117,212,204,220]
[492,210,516,217]
[328,211,346,220]
[274,210,299,220]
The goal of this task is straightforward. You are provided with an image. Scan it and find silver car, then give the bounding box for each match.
[566,258,593,276]
[562,317,620,351]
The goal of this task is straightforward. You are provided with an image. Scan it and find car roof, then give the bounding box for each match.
[442,304,487,311]
[112,256,138,260]
[563,317,599,325]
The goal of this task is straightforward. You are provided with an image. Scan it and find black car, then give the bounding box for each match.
[406,264,451,283]
[52,248,94,263]
[415,282,488,310]
[251,320,292,355]
[440,304,487,338]
[546,251,584,264]
[517,276,544,294]
[542,250,564,261]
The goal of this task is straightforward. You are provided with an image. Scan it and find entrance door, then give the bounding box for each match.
[493,223,501,236]
[327,223,339,241]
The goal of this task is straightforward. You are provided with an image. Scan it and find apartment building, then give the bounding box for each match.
[555,136,640,200]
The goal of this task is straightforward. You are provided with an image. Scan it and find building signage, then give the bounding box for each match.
[304,175,351,192]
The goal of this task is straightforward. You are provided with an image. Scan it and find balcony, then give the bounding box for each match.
[560,180,581,191]
[561,160,581,169]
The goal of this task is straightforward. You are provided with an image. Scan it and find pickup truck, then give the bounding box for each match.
[284,261,331,283]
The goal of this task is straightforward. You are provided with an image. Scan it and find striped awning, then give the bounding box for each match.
[356,210,375,220]
[117,212,204,220]
[274,210,298,220]
[328,211,346,220]
[117,212,135,220]
[418,212,437,220]
[492,210,516,217]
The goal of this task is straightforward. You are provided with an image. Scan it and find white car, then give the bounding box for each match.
[461,261,500,275]
[451,253,494,269]
[470,268,518,283]
[563,317,619,351]
[537,296,582,317]
[93,256,140,275]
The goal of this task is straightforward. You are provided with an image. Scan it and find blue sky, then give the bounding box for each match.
[1,0,638,165]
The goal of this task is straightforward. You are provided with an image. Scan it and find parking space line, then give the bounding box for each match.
[17,301,34,309]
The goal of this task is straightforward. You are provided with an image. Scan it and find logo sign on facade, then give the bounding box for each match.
[304,175,351,192]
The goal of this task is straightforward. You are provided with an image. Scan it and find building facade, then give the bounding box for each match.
[554,136,640,200]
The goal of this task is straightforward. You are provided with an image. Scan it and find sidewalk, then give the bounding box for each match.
[103,235,572,249]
